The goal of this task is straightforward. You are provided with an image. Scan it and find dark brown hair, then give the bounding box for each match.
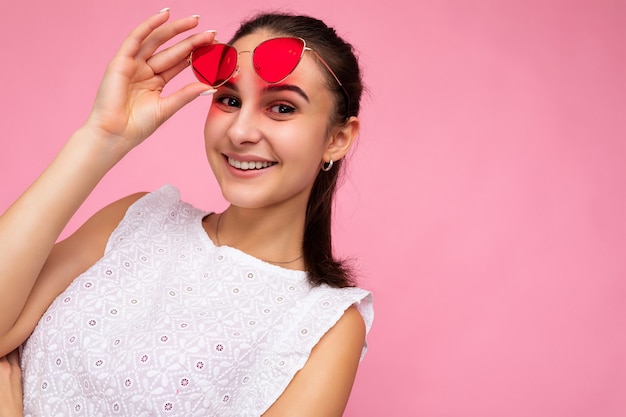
[230,13,364,287]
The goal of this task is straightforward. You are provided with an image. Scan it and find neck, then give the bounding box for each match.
[212,204,306,267]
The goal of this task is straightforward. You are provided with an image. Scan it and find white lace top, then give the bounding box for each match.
[21,185,373,417]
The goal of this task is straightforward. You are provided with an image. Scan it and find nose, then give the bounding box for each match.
[226,105,263,146]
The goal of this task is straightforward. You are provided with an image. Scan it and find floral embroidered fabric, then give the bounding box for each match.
[21,185,373,416]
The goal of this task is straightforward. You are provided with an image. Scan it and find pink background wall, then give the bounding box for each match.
[1,0,625,415]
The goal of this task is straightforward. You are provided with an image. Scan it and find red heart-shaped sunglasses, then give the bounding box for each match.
[189,37,350,118]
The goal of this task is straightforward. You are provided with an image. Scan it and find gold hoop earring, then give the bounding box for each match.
[321,159,334,172]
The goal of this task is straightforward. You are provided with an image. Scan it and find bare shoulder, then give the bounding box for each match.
[331,305,367,340]
[262,306,366,417]
[51,192,148,267]
[66,192,148,249]
[47,191,150,281]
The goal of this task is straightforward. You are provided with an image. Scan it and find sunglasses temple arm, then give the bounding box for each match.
[307,48,351,119]
[306,49,341,85]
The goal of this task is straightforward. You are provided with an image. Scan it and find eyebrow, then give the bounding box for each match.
[263,84,310,102]
[220,81,310,103]
[221,81,239,92]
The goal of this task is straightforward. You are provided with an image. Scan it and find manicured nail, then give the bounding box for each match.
[200,89,217,96]
[204,30,218,34]
[191,14,200,19]
[158,7,170,13]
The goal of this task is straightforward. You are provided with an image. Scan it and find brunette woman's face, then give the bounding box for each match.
[203,32,338,211]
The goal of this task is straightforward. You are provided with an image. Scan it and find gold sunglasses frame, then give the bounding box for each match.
[189,37,350,119]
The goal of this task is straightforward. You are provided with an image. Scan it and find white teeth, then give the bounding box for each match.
[228,157,275,170]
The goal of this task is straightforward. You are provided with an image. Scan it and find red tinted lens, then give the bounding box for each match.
[253,38,305,83]
[191,44,238,86]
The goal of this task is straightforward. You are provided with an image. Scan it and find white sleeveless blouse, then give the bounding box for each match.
[21,185,373,417]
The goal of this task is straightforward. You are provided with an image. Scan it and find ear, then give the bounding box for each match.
[323,116,360,163]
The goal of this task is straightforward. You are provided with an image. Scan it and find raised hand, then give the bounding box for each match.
[84,9,216,152]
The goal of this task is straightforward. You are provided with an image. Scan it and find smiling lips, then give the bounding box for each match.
[227,157,277,171]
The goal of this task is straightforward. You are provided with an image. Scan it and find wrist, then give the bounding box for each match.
[69,124,134,166]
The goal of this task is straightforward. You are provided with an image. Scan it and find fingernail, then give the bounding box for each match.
[191,14,200,19]
[158,7,170,13]
[204,30,218,34]
[200,89,217,96]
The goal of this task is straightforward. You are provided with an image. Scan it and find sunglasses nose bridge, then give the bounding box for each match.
[227,50,266,84]
[236,50,253,75]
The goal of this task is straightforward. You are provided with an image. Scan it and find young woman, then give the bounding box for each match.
[0,8,372,416]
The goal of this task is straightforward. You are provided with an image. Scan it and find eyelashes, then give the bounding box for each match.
[214,94,298,118]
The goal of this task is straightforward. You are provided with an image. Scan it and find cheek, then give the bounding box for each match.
[203,113,226,171]
[282,127,328,169]
[204,108,226,145]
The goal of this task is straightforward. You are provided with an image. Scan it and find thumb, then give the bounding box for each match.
[159,82,217,118]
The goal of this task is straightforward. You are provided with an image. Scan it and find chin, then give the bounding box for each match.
[220,184,311,212]
[220,187,272,210]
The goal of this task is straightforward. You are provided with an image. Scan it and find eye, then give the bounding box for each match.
[216,96,241,109]
[268,103,296,114]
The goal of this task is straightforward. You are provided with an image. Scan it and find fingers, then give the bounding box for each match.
[137,14,205,61]
[116,10,213,65]
[115,10,216,87]
[115,9,172,60]
[147,31,216,82]
[159,82,217,121]
[157,60,191,86]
